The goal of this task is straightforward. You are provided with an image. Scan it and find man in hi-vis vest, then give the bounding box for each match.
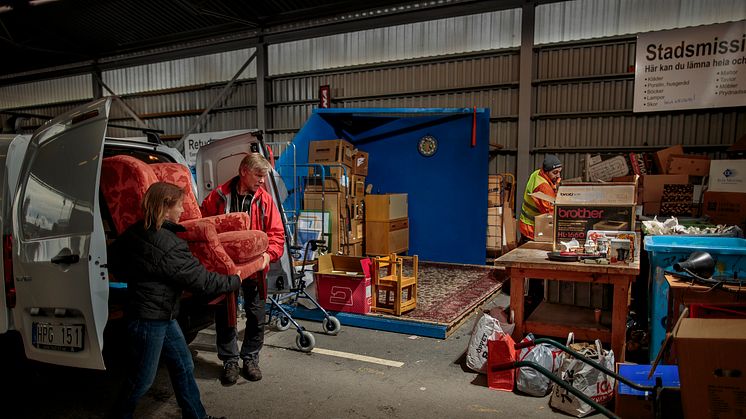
[519,155,562,244]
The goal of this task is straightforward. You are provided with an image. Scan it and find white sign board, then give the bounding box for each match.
[183,129,251,166]
[634,21,746,112]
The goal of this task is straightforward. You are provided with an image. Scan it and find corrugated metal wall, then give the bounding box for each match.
[535,0,746,44]
[0,74,92,109]
[268,9,521,74]
[1,1,743,181]
[103,48,257,95]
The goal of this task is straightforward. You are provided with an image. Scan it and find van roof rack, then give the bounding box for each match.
[108,124,164,145]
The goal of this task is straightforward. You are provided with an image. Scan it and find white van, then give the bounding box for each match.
[0,98,248,370]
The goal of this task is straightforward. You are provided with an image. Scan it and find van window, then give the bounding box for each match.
[20,135,99,240]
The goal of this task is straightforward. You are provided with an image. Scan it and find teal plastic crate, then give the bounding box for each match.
[643,235,746,362]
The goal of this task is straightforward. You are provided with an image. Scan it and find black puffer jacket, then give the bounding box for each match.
[110,220,241,320]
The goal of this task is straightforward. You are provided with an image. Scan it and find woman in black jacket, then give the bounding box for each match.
[110,182,241,419]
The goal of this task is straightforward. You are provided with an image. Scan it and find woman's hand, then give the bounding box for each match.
[262,252,271,270]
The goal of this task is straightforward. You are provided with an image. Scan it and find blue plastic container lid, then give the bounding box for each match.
[618,364,680,396]
[644,236,746,255]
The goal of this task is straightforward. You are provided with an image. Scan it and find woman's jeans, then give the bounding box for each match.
[119,318,206,419]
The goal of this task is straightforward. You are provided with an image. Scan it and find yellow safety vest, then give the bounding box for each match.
[519,169,550,228]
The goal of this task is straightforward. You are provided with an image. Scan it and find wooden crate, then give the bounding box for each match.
[365,194,407,221]
[366,218,408,255]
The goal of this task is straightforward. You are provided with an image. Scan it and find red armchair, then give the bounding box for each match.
[101,155,268,326]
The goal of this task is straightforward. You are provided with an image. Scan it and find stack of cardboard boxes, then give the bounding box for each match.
[486,174,517,254]
[304,139,368,256]
[607,146,699,217]
[487,175,503,252]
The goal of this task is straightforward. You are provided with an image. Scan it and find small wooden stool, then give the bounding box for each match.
[371,253,418,316]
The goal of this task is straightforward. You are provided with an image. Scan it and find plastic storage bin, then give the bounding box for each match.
[643,236,746,362]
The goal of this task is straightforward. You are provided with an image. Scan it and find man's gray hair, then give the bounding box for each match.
[240,152,272,174]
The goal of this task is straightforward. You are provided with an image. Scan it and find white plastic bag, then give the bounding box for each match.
[515,333,563,396]
[466,311,504,373]
[549,339,615,417]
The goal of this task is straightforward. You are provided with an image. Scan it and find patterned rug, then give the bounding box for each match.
[375,261,505,327]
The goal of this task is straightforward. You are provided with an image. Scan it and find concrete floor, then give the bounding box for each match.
[0,292,571,418]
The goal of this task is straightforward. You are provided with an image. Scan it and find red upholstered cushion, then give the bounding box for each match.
[150,163,202,221]
[101,155,158,234]
[202,212,251,233]
[219,230,269,263]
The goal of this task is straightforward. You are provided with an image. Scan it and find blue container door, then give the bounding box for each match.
[649,265,671,363]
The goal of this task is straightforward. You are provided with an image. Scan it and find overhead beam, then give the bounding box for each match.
[175,50,257,152]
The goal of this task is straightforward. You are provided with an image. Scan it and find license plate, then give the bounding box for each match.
[32,322,84,352]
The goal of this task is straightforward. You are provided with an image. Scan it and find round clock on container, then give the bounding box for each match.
[418,135,438,157]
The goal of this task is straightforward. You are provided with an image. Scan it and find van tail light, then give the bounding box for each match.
[3,234,14,308]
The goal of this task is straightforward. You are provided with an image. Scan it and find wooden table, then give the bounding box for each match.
[666,273,746,323]
[495,241,639,362]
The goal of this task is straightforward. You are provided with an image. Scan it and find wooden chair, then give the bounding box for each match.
[371,253,418,316]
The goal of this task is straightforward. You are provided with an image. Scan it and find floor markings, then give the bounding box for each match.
[311,347,404,368]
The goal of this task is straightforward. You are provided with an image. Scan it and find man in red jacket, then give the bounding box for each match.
[201,152,285,385]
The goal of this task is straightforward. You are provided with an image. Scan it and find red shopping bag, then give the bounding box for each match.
[487,332,517,392]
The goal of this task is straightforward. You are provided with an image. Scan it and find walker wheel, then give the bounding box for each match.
[296,330,315,352]
[274,315,291,331]
[322,316,341,336]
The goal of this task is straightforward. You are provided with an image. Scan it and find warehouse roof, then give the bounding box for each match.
[0,0,531,80]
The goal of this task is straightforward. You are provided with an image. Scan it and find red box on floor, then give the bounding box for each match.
[314,255,372,314]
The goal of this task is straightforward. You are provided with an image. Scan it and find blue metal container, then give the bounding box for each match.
[643,235,746,362]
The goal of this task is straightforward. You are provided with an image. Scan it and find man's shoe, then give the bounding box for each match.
[204,416,227,419]
[220,362,240,385]
[242,358,262,381]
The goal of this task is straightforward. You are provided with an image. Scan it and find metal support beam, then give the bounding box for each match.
[176,49,258,153]
[256,41,268,133]
[91,64,103,99]
[93,72,147,128]
[515,1,535,237]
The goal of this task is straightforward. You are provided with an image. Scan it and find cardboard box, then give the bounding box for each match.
[667,154,710,177]
[553,183,636,250]
[352,150,368,176]
[612,175,643,204]
[616,364,681,419]
[641,174,689,203]
[305,176,346,193]
[703,191,746,227]
[365,194,408,221]
[643,201,661,216]
[350,175,365,197]
[351,196,364,220]
[586,154,630,181]
[487,208,504,251]
[534,213,553,242]
[675,318,746,419]
[654,145,684,174]
[709,160,746,193]
[340,239,364,257]
[487,206,502,226]
[303,192,347,254]
[348,218,364,241]
[314,255,371,314]
[308,139,354,168]
[488,175,502,207]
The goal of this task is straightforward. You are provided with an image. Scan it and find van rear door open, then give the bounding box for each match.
[12,99,111,370]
